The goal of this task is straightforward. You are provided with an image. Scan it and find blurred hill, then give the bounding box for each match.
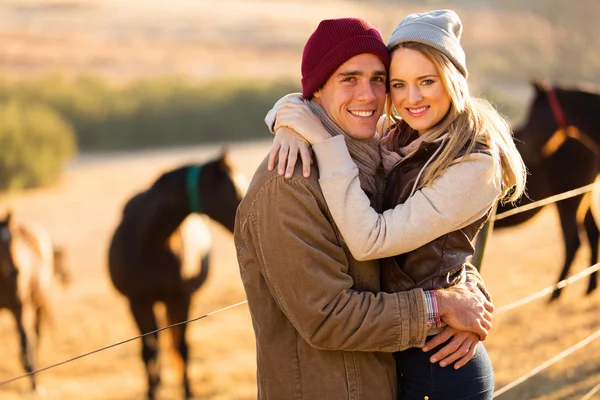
[2,0,600,117]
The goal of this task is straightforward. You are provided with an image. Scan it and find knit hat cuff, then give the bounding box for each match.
[387,21,467,78]
[301,35,390,99]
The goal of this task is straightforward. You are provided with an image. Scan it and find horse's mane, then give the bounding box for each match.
[13,225,44,261]
[152,165,190,189]
[151,154,235,190]
[123,163,208,218]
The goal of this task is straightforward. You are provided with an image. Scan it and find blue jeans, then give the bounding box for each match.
[394,339,494,400]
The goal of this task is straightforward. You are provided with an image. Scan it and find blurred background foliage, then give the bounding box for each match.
[0,75,298,190]
[0,100,76,191]
[1,0,599,191]
[0,75,298,150]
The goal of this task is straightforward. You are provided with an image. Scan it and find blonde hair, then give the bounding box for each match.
[385,42,526,203]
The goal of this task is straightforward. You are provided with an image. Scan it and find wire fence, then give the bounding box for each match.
[0,301,248,388]
[495,263,600,315]
[1,182,600,397]
[487,180,600,397]
[493,329,600,398]
[493,181,600,221]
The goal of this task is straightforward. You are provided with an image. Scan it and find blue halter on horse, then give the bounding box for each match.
[186,164,202,214]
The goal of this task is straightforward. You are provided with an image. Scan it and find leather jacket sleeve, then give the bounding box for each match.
[464,261,492,302]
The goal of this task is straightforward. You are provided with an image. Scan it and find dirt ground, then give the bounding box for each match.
[0,141,599,400]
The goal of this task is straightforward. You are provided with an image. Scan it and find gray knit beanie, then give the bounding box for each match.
[387,9,467,78]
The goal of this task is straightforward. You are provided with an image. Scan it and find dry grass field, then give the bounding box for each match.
[0,141,599,400]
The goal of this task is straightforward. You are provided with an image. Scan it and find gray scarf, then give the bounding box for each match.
[304,100,385,207]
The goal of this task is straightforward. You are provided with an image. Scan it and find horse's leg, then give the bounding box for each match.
[34,307,41,338]
[34,303,50,350]
[10,303,37,391]
[550,197,582,301]
[129,298,160,400]
[584,208,599,295]
[164,293,193,399]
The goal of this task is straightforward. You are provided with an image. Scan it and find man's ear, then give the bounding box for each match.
[312,89,322,101]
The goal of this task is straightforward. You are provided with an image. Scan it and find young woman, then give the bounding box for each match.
[266,9,526,400]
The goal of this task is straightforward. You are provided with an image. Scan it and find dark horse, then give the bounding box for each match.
[0,211,67,393]
[108,152,246,400]
[494,80,600,301]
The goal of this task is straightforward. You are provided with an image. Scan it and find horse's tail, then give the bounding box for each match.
[183,253,210,295]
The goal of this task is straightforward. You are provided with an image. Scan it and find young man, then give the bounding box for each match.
[234,18,493,399]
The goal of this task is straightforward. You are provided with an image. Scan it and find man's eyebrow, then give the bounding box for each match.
[337,70,387,77]
[337,71,363,77]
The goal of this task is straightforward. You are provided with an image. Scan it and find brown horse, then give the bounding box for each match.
[0,211,66,393]
[107,152,246,400]
[494,80,600,301]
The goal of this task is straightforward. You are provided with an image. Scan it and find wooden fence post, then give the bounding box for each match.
[472,202,498,272]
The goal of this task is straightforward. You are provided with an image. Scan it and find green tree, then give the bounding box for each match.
[0,101,76,191]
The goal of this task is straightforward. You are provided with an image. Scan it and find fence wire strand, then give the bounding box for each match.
[581,381,600,400]
[495,263,600,315]
[494,181,600,221]
[0,300,248,388]
[493,328,600,398]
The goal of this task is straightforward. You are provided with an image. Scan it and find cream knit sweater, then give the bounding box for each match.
[313,135,502,262]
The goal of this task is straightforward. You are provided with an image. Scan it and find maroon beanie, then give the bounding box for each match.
[301,18,391,99]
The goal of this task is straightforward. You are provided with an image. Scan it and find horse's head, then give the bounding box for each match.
[524,79,600,153]
[197,150,247,233]
[148,152,247,234]
[0,211,18,280]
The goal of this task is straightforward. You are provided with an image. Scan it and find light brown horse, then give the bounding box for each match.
[0,211,68,393]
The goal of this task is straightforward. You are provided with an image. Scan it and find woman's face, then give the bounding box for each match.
[389,47,451,136]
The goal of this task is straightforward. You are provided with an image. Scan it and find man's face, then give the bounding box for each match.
[313,53,387,140]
